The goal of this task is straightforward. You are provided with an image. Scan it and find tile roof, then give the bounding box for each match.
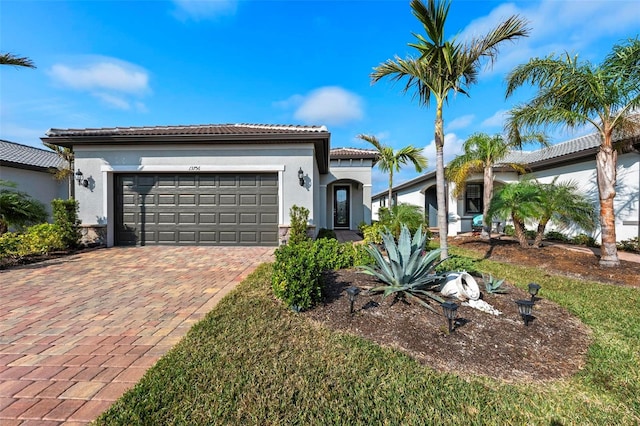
[0,140,63,170]
[499,132,602,166]
[45,123,328,137]
[330,147,378,159]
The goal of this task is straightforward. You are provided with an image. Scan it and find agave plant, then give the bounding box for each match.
[483,274,508,294]
[360,225,446,312]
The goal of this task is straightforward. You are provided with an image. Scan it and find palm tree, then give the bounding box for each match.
[0,53,36,68]
[371,0,529,258]
[43,142,75,199]
[357,134,427,207]
[505,37,640,267]
[445,132,546,239]
[531,179,596,248]
[487,180,542,248]
[0,180,47,234]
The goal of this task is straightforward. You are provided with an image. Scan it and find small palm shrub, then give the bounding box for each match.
[360,225,445,312]
[377,204,427,241]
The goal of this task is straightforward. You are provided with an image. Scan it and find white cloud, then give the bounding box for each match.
[172,0,237,21]
[93,93,131,110]
[445,114,475,132]
[481,109,508,129]
[422,133,466,168]
[289,86,364,126]
[50,60,149,94]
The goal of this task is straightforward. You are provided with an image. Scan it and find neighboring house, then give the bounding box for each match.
[372,131,640,242]
[0,140,68,218]
[42,124,377,247]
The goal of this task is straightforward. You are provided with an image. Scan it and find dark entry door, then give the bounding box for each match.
[333,186,350,228]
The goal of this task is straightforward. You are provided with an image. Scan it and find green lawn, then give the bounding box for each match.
[96,250,640,425]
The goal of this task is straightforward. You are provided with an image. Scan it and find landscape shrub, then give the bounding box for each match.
[287,205,310,245]
[617,237,640,253]
[52,198,81,249]
[18,223,66,256]
[0,232,21,258]
[361,221,385,244]
[571,233,599,247]
[377,204,427,240]
[503,224,515,236]
[544,230,569,242]
[0,179,48,234]
[435,255,479,275]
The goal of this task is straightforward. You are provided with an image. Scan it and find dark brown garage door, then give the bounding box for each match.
[115,173,278,246]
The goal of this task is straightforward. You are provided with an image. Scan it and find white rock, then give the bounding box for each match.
[463,299,502,316]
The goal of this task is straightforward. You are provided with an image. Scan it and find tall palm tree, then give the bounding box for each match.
[372,0,529,258]
[43,142,75,199]
[445,132,546,239]
[505,37,640,267]
[0,53,36,68]
[357,134,427,207]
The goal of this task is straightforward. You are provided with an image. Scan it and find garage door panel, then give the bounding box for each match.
[116,173,278,246]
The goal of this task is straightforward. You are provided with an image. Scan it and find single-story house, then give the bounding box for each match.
[372,131,640,243]
[42,124,377,247]
[0,140,68,218]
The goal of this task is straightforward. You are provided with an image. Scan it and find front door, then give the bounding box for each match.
[333,186,350,228]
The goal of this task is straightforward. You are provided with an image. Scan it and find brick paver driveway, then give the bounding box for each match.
[0,246,274,425]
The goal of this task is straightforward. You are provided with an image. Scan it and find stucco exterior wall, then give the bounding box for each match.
[0,166,68,219]
[73,143,318,246]
[322,158,373,230]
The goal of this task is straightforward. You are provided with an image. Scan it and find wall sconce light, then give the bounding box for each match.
[75,169,89,187]
[298,167,305,186]
[528,283,541,302]
[345,286,361,315]
[515,299,535,326]
[441,301,459,333]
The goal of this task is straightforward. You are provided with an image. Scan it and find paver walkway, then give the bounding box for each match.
[0,246,274,425]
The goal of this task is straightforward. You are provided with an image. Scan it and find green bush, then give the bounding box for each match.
[361,222,385,244]
[19,223,66,256]
[435,255,479,275]
[525,229,536,240]
[571,233,599,247]
[0,232,21,258]
[544,230,569,242]
[52,198,81,249]
[288,205,310,245]
[272,240,321,311]
[378,204,427,240]
[503,224,515,236]
[316,228,337,240]
[617,237,640,253]
[0,179,48,234]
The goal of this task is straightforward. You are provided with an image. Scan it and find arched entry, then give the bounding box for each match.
[424,186,438,228]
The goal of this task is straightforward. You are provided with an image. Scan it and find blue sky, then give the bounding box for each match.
[1,0,638,194]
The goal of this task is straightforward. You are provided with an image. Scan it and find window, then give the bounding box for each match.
[465,183,483,214]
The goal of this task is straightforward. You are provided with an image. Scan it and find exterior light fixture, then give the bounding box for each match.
[528,283,541,302]
[75,169,89,187]
[298,167,305,186]
[345,286,361,315]
[441,301,459,333]
[515,299,535,326]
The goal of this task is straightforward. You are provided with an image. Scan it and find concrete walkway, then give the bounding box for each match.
[0,246,274,425]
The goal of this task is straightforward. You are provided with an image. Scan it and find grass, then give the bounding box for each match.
[96,256,640,425]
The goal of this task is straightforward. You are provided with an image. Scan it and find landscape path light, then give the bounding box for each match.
[441,301,459,333]
[345,286,361,315]
[515,299,535,326]
[528,283,541,302]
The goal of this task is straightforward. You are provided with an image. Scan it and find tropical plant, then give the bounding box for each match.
[51,198,81,249]
[357,134,427,207]
[530,179,596,248]
[487,180,543,248]
[360,225,445,312]
[43,142,74,198]
[0,180,47,234]
[505,37,640,266]
[434,255,479,275]
[372,0,529,259]
[482,274,508,294]
[377,203,427,240]
[445,132,546,239]
[288,205,310,245]
[0,52,36,68]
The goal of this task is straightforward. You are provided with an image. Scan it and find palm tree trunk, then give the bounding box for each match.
[388,171,393,209]
[435,102,448,259]
[596,144,620,267]
[481,166,493,240]
[532,218,549,248]
[512,215,529,248]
